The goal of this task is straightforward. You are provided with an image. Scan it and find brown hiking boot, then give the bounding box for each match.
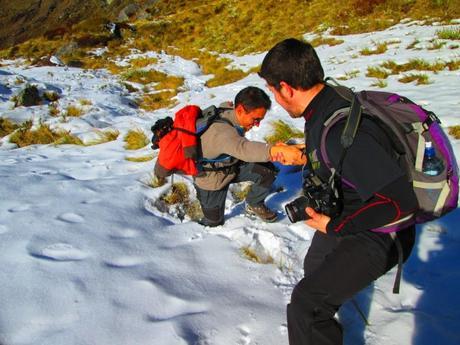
[246,203,278,223]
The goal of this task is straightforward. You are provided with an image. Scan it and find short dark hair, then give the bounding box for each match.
[234,86,271,111]
[259,38,324,90]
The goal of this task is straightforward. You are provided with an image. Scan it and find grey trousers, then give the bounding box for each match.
[194,162,278,226]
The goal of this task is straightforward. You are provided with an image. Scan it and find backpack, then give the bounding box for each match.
[322,78,459,232]
[152,104,238,177]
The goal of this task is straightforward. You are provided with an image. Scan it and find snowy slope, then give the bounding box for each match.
[0,21,459,345]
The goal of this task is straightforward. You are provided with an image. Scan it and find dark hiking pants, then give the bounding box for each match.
[195,162,277,226]
[287,226,416,345]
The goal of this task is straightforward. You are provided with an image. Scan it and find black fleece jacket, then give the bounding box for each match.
[303,85,417,236]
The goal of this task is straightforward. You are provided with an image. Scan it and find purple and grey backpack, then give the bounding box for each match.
[322,79,459,232]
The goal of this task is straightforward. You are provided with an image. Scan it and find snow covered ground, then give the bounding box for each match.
[0,21,459,345]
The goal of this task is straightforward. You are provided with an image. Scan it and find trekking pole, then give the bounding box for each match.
[351,298,370,327]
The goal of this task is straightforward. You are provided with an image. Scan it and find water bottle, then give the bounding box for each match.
[422,141,444,176]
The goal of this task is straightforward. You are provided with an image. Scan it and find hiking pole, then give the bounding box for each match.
[351,298,370,327]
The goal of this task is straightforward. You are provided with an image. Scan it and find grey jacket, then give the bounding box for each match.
[194,107,272,190]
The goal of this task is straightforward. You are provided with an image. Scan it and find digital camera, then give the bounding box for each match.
[285,172,342,223]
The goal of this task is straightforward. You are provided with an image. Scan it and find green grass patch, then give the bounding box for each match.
[264,120,304,144]
[124,128,149,150]
[437,27,460,40]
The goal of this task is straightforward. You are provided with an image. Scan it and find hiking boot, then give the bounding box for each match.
[246,203,278,223]
[198,217,223,227]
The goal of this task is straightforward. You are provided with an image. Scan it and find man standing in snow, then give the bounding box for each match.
[259,39,417,345]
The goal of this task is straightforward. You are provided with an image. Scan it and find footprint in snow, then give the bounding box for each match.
[30,243,89,261]
[109,228,141,239]
[237,325,251,345]
[57,212,85,223]
[104,256,147,268]
[113,279,208,321]
[0,158,18,165]
[8,204,31,212]
[0,224,9,234]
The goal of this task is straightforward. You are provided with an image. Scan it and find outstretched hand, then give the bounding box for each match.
[305,207,330,233]
[270,144,307,165]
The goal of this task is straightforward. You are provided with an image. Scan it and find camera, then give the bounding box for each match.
[285,172,342,223]
[151,116,174,149]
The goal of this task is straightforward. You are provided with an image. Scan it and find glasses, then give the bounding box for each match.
[252,117,264,126]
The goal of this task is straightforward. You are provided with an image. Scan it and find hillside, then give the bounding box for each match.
[0,20,460,345]
[1,0,459,53]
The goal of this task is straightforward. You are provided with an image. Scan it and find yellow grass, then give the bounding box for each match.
[0,117,19,137]
[125,155,154,162]
[9,121,83,147]
[66,105,84,117]
[241,246,274,264]
[124,128,149,150]
[448,125,460,139]
[85,129,120,146]
[265,120,304,144]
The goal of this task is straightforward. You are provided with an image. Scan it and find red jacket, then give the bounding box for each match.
[154,105,201,177]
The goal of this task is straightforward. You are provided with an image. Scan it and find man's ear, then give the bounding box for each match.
[279,81,294,98]
[235,104,246,117]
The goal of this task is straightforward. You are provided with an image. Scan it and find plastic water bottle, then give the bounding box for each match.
[422,141,444,176]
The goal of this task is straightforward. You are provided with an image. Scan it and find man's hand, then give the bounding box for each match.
[305,207,330,233]
[270,145,307,165]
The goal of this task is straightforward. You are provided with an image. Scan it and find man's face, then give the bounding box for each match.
[267,84,303,118]
[235,105,267,131]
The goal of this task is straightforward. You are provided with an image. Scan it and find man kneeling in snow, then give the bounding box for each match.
[154,86,305,226]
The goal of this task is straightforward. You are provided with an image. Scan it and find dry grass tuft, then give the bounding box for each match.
[9,121,83,147]
[448,125,460,139]
[265,120,304,144]
[230,182,252,203]
[124,128,149,150]
[370,79,388,88]
[309,36,344,47]
[0,117,19,137]
[366,66,391,79]
[85,129,120,146]
[360,41,389,55]
[241,246,274,264]
[398,73,431,85]
[140,91,178,111]
[157,182,204,221]
[125,155,154,162]
[437,27,460,40]
[66,105,84,117]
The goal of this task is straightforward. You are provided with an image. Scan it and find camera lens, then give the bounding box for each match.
[285,196,311,223]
